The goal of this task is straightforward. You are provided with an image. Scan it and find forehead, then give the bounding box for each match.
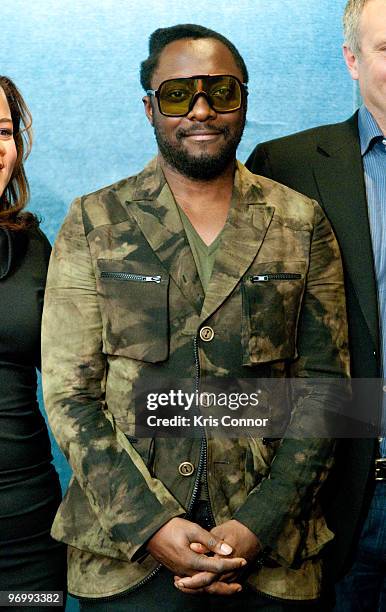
[0,87,11,118]
[360,0,386,42]
[152,38,243,87]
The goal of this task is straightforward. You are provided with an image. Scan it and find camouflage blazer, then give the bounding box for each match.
[42,159,349,601]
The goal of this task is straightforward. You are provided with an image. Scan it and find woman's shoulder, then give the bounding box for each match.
[0,221,51,279]
[28,225,52,265]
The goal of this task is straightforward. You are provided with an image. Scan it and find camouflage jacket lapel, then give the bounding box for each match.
[126,158,204,314]
[201,163,274,320]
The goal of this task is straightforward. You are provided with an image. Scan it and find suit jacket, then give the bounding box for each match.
[246,112,380,582]
[42,159,349,600]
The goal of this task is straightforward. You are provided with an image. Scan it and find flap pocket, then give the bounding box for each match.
[242,260,307,365]
[96,259,169,362]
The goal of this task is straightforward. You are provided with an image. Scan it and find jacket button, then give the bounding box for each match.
[200,326,214,342]
[178,462,195,477]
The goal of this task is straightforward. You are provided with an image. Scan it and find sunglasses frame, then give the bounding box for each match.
[146,74,248,117]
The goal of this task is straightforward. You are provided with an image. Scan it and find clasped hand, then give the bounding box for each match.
[146,518,260,596]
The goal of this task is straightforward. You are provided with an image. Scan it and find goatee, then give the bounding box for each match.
[153,115,246,180]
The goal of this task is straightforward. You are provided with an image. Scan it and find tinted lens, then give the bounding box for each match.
[205,76,242,112]
[158,79,196,116]
[157,76,243,116]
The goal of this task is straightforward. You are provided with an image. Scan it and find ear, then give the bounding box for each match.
[343,44,359,80]
[143,95,154,126]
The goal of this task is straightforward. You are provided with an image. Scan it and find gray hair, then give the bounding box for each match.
[343,0,370,55]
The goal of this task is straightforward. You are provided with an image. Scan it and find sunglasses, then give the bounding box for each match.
[146,74,247,117]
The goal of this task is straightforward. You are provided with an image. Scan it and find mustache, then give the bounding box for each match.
[176,124,230,140]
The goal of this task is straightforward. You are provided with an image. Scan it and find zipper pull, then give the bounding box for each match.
[145,275,161,283]
[250,275,269,282]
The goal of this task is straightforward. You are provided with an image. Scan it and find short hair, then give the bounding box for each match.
[343,0,370,55]
[0,76,36,231]
[140,24,249,91]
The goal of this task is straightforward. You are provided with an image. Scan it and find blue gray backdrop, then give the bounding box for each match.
[3,1,355,609]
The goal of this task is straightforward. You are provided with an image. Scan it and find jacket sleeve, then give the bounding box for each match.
[42,198,185,561]
[233,201,350,566]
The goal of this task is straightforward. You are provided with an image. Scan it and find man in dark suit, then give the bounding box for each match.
[246,0,386,610]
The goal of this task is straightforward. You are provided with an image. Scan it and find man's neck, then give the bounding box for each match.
[159,156,236,246]
[365,103,386,136]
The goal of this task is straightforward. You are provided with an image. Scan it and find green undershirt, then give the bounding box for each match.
[178,206,223,293]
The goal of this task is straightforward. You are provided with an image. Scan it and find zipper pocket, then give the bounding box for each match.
[250,273,302,282]
[100,271,161,283]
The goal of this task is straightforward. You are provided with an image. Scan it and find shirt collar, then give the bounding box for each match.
[358,105,384,156]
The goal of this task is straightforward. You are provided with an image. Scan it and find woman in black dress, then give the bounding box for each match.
[0,76,66,597]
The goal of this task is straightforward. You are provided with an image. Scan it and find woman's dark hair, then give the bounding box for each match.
[0,76,37,231]
[140,24,249,91]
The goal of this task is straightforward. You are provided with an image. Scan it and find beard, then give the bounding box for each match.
[153,112,246,180]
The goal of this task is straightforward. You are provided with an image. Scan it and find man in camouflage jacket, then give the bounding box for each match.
[42,24,349,610]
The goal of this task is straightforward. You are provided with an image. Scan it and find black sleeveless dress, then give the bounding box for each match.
[0,226,66,592]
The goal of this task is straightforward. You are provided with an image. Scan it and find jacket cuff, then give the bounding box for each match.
[233,445,334,567]
[233,482,291,565]
[118,506,186,562]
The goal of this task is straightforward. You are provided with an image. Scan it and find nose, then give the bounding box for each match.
[187,92,217,121]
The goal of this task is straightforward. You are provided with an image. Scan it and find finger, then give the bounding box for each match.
[174,583,205,595]
[189,525,233,556]
[179,556,247,588]
[175,571,217,589]
[190,542,209,554]
[175,581,242,596]
[205,581,243,596]
[187,552,247,574]
[218,571,239,582]
[187,550,240,578]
